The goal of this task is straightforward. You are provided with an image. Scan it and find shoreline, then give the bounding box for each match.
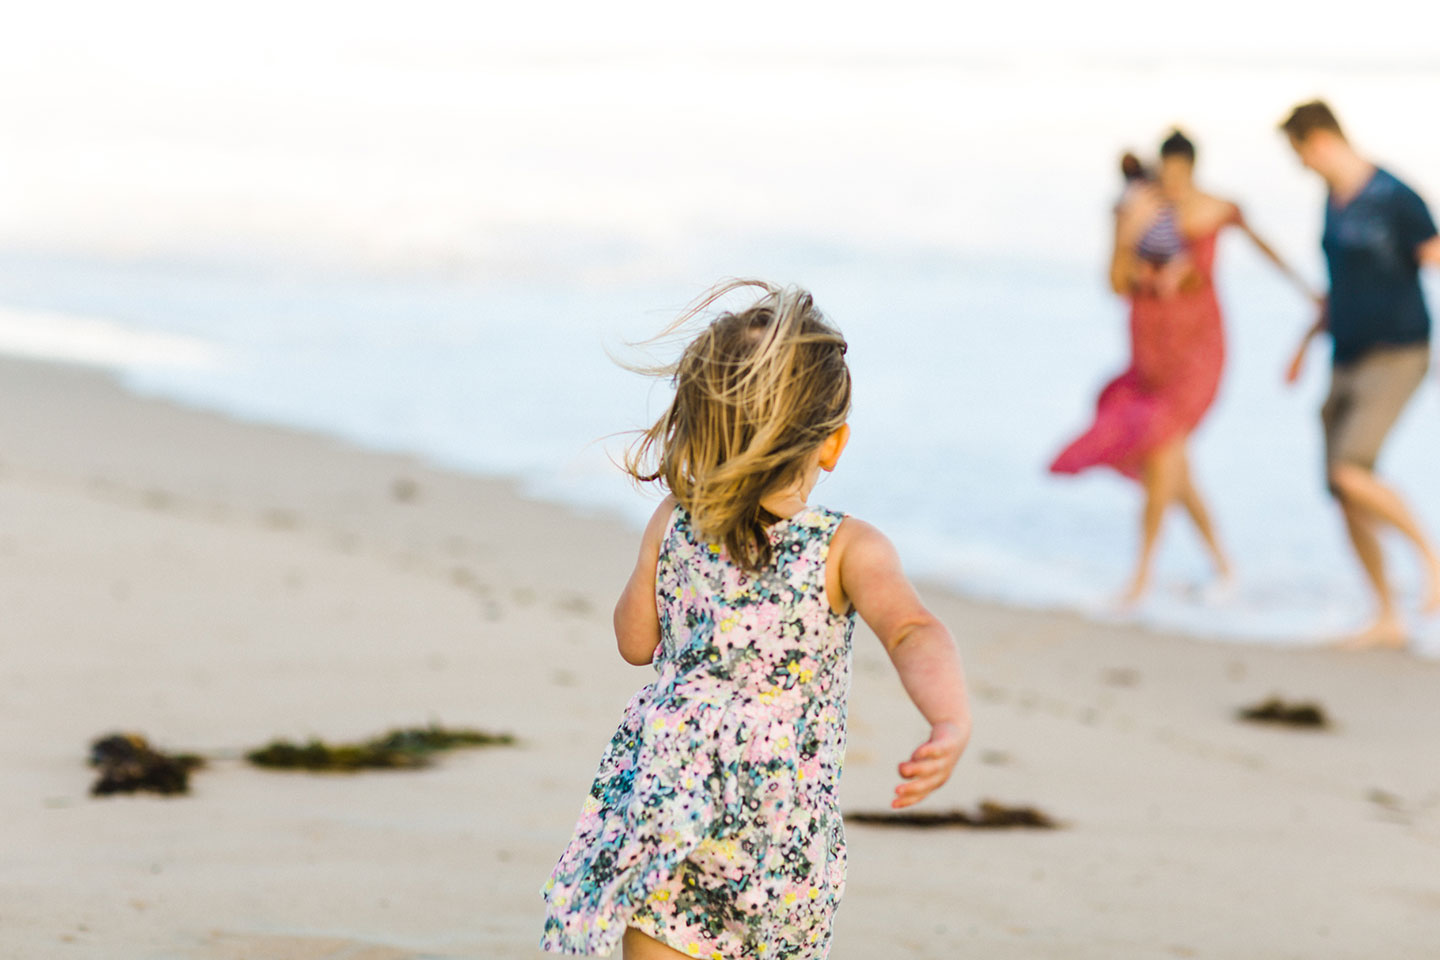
[5,354,1439,959]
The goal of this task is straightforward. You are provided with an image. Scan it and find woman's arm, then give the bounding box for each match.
[832,518,971,809]
[1232,204,1322,302]
[613,496,676,665]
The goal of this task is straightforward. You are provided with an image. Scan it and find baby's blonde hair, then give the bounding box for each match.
[625,279,852,572]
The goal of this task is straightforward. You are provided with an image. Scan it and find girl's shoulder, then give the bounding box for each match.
[825,512,886,559]
[641,495,682,552]
[822,513,902,618]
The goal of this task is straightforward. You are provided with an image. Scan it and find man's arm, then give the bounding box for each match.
[1285,303,1328,386]
[1419,235,1440,267]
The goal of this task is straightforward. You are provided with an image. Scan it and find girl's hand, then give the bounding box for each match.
[893,720,967,809]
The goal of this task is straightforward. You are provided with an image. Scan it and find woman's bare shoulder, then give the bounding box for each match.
[1184,192,1241,233]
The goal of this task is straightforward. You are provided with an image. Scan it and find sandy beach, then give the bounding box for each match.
[4,354,1439,960]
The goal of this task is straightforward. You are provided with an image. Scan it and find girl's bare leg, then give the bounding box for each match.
[1121,438,1185,607]
[623,928,692,959]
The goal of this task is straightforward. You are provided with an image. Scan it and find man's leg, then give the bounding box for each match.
[1325,346,1431,646]
[1334,488,1406,648]
[1330,463,1440,611]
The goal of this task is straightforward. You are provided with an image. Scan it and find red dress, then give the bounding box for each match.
[1050,230,1226,480]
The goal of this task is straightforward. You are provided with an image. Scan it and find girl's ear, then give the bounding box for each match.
[818,424,850,472]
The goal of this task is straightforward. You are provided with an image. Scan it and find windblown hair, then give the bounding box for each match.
[624,280,852,573]
[1280,100,1345,142]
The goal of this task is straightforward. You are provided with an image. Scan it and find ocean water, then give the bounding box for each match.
[2,43,1439,652]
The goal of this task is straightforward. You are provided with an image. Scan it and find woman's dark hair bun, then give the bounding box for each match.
[1160,128,1196,162]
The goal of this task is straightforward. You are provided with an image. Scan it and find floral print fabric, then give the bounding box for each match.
[541,504,855,958]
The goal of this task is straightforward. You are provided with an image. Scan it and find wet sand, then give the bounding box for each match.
[3,356,1438,960]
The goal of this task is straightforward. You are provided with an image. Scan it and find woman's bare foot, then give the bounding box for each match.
[1197,570,1237,604]
[1214,554,1234,583]
[1336,614,1408,651]
[1421,559,1440,615]
[1116,573,1149,610]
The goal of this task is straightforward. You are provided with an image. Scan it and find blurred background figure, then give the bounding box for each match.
[1050,130,1314,607]
[1282,100,1440,648]
[2,4,1439,642]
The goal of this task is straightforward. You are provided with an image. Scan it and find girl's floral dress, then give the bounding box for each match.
[541,504,856,958]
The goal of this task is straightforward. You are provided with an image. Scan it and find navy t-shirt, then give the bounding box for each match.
[1323,167,1437,365]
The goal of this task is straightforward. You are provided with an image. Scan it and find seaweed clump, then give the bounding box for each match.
[848,801,1059,830]
[89,733,205,796]
[1237,697,1329,729]
[246,724,514,772]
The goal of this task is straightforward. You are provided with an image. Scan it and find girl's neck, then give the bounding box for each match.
[760,475,817,519]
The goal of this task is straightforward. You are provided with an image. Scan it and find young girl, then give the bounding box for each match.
[1118,150,1197,298]
[540,280,972,959]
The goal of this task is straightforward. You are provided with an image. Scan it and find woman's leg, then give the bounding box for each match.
[1122,437,1186,606]
[1176,452,1232,581]
[623,928,692,960]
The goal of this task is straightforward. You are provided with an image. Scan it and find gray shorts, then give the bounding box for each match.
[1321,343,1429,476]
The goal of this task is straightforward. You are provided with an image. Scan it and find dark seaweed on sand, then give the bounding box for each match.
[89,733,206,796]
[848,801,1059,830]
[1237,697,1330,729]
[246,724,514,772]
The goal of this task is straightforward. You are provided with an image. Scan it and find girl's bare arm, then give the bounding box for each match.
[614,497,676,665]
[1110,185,1163,295]
[832,518,972,808]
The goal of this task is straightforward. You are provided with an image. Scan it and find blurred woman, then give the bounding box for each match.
[1051,130,1315,606]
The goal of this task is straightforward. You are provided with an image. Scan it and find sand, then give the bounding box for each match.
[3,355,1438,960]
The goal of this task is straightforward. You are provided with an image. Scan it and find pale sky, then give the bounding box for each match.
[2,1,1436,274]
[5,1,1439,69]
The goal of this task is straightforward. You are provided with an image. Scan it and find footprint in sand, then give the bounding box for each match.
[555,593,594,616]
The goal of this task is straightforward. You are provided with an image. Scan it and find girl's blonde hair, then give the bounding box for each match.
[625,279,852,572]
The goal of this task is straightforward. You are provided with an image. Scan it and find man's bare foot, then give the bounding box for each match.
[1336,615,1408,651]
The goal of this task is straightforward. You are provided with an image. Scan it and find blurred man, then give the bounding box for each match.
[1283,99,1440,648]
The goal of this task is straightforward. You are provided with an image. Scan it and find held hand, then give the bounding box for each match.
[892,721,967,809]
[1285,301,1327,387]
[1284,337,1309,386]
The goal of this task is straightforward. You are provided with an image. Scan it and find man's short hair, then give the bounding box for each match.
[1281,101,1345,142]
